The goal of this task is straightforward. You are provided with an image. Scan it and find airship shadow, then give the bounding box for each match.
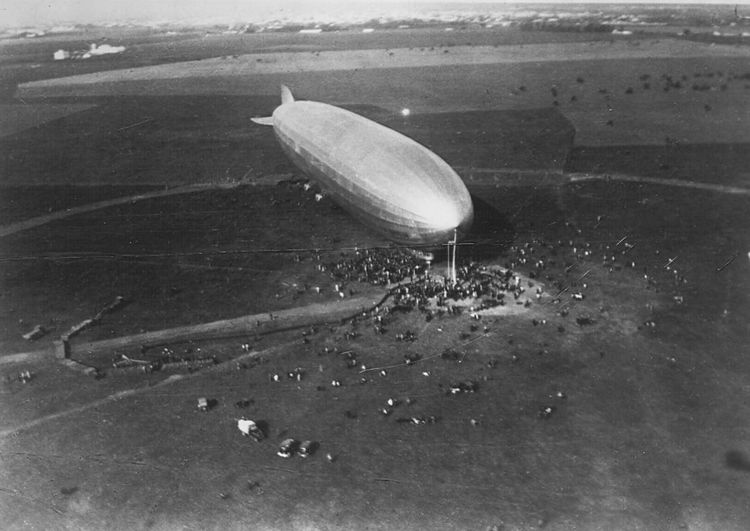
[462,194,515,262]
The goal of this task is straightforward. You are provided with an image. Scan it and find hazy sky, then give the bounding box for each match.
[2,0,746,28]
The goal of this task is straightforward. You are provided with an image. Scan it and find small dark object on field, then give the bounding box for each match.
[395,331,416,342]
[404,352,421,365]
[538,405,556,419]
[625,87,634,94]
[277,438,298,458]
[197,397,217,411]
[606,120,614,127]
[448,381,478,395]
[441,349,461,361]
[22,325,45,341]
[396,415,438,425]
[298,440,318,458]
[576,76,584,84]
[576,315,595,327]
[237,418,265,441]
[60,486,78,496]
[235,399,253,408]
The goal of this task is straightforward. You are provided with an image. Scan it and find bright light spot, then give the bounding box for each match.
[419,198,463,232]
[401,108,410,117]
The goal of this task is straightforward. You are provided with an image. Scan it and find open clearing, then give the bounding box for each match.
[17,40,749,92]
[0,103,97,138]
[2,24,750,531]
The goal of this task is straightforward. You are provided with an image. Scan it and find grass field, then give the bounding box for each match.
[1,24,750,531]
[2,179,749,529]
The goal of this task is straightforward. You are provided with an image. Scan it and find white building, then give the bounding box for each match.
[87,43,126,56]
[53,49,70,60]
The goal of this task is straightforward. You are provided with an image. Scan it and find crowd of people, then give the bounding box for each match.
[325,248,538,316]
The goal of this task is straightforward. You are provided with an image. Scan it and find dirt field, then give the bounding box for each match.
[1,24,750,531]
[2,179,749,530]
[0,103,98,138]
[17,40,749,90]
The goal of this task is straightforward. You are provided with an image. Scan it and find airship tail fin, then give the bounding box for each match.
[281,84,295,105]
[252,85,293,125]
[251,116,274,126]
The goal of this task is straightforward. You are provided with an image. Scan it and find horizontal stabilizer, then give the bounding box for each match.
[251,116,274,126]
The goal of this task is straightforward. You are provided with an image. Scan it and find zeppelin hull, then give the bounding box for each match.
[271,100,473,245]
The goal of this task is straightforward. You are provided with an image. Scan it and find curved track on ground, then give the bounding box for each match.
[0,343,293,439]
[566,172,750,195]
[2,171,748,241]
[0,183,240,239]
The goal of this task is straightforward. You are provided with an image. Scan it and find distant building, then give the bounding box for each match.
[87,43,126,56]
[299,28,322,34]
[53,49,70,60]
[18,29,45,38]
[362,28,375,33]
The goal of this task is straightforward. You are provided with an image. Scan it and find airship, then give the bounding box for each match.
[252,86,474,248]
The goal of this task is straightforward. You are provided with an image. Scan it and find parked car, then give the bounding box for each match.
[277,438,298,458]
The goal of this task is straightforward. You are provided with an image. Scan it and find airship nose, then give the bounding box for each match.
[419,194,474,240]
